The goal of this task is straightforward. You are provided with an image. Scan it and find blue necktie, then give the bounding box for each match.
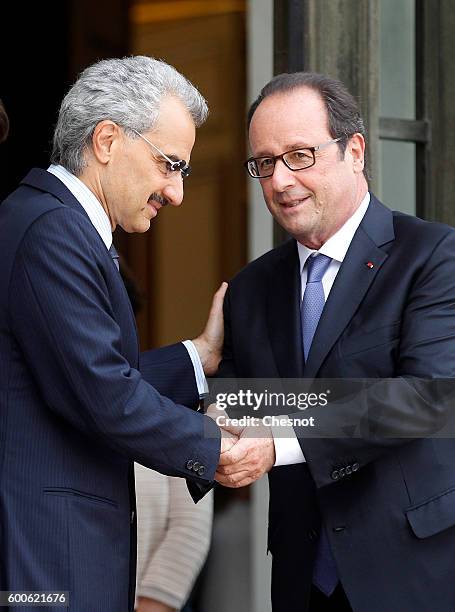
[301,254,339,597]
[301,253,332,361]
[109,244,120,271]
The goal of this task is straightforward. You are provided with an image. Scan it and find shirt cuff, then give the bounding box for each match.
[182,340,208,398]
[271,416,306,465]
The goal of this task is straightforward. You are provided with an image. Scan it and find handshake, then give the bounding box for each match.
[206,405,276,488]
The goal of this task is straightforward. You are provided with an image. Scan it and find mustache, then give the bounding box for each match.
[149,193,169,207]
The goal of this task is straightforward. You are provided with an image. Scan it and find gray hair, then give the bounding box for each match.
[51,56,208,175]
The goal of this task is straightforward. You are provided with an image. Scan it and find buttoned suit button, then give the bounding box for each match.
[193,461,201,472]
[186,460,194,470]
[352,462,360,472]
[339,467,346,478]
[331,469,340,481]
[198,466,205,476]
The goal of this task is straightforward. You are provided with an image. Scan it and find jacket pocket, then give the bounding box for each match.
[405,485,455,538]
[43,487,118,509]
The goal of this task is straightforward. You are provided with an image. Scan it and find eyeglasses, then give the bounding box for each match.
[131,129,191,178]
[244,137,343,178]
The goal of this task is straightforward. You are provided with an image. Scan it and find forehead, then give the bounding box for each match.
[148,95,196,156]
[249,87,330,153]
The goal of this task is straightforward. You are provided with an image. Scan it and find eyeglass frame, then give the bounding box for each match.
[131,128,191,178]
[244,137,345,178]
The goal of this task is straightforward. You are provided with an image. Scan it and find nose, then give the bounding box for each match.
[270,158,297,192]
[163,175,184,207]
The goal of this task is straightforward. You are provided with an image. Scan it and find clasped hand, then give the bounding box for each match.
[208,405,276,488]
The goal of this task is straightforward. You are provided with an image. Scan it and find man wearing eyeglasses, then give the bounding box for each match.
[0,56,234,612]
[215,72,455,611]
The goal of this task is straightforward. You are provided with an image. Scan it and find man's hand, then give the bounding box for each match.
[220,426,239,455]
[215,421,276,488]
[136,596,175,612]
[206,403,273,486]
[192,282,228,376]
[206,403,241,456]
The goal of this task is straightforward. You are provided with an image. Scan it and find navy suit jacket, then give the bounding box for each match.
[219,195,455,612]
[0,169,220,611]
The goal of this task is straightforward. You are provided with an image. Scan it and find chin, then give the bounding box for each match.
[277,211,319,238]
[121,218,152,234]
[136,220,152,233]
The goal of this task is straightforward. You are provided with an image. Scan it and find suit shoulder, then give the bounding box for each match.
[1,185,88,230]
[392,210,455,245]
[392,210,455,238]
[0,188,99,279]
[229,240,295,286]
[1,186,61,222]
[1,186,94,239]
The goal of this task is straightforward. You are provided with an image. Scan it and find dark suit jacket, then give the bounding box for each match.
[0,169,220,612]
[219,195,455,612]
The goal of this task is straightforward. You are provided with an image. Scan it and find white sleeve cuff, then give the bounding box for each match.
[271,416,306,465]
[182,340,208,398]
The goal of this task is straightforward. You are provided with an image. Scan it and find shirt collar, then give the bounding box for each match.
[297,192,370,274]
[47,164,112,249]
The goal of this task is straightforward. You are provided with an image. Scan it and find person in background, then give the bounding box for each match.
[135,465,213,612]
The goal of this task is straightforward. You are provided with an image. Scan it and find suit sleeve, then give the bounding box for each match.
[299,229,455,487]
[140,344,199,409]
[9,208,220,482]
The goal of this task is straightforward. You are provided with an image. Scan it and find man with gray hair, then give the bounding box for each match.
[0,56,233,611]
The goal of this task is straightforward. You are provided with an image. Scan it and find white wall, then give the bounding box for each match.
[247,0,274,263]
[247,2,274,612]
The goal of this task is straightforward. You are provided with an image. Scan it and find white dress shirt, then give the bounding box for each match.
[273,192,370,466]
[47,164,207,396]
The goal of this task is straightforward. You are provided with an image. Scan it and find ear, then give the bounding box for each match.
[347,133,365,174]
[91,120,121,164]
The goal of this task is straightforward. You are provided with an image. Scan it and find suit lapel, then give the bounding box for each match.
[266,240,305,377]
[304,196,395,378]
